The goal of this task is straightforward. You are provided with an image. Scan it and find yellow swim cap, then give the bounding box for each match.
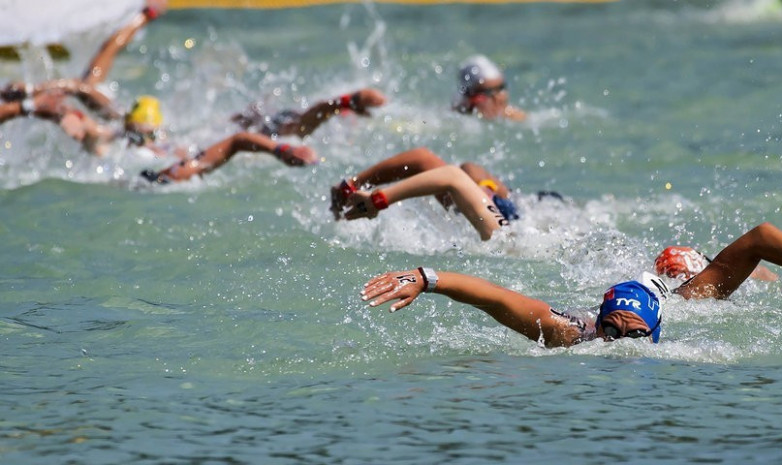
[478,179,499,192]
[125,96,163,128]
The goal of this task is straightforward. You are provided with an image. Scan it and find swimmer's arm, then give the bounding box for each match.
[362,269,574,348]
[345,165,501,240]
[292,88,386,137]
[81,1,165,85]
[677,222,782,299]
[0,101,25,123]
[0,92,68,124]
[0,101,29,123]
[503,105,527,122]
[34,80,121,120]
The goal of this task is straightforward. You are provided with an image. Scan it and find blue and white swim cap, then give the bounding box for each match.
[598,276,664,343]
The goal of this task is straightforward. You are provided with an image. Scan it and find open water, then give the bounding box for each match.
[2,0,782,463]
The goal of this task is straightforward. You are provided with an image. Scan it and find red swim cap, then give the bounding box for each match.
[654,246,709,280]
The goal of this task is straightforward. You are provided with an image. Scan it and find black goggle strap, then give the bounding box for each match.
[597,305,661,339]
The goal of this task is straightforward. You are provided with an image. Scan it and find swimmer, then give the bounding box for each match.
[139,132,317,184]
[1,0,166,116]
[362,222,782,348]
[330,147,558,241]
[232,88,387,138]
[2,91,317,180]
[655,245,778,282]
[453,55,526,121]
[1,93,169,156]
[0,2,168,155]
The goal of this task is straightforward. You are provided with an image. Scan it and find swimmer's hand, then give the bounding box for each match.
[350,88,387,117]
[144,0,168,18]
[330,178,357,221]
[361,269,424,312]
[274,144,318,166]
[344,191,379,220]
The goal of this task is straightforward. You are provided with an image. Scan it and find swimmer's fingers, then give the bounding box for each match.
[361,270,423,312]
[329,185,345,220]
[279,145,318,166]
[351,89,387,117]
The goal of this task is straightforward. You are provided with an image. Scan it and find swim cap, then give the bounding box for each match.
[492,195,520,222]
[598,279,662,343]
[654,246,710,280]
[638,271,671,301]
[125,96,163,128]
[458,55,503,95]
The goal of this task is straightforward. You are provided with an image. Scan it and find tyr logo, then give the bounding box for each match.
[615,298,641,310]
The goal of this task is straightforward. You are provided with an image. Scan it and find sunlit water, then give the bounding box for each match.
[2,1,782,463]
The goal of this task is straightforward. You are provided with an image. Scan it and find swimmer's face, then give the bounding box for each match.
[596,323,652,342]
[125,122,158,146]
[464,76,508,119]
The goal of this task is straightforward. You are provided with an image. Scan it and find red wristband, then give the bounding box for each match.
[370,190,389,210]
[273,143,291,157]
[339,94,353,110]
[143,7,159,20]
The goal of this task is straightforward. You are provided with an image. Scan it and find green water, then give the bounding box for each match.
[2,1,782,463]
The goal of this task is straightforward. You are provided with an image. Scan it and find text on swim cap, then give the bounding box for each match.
[615,298,641,310]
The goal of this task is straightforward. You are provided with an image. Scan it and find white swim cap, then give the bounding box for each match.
[458,55,504,95]
[637,271,671,301]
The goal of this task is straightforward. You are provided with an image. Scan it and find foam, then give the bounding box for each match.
[0,0,140,46]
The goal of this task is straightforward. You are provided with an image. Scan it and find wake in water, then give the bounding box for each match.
[2,2,781,367]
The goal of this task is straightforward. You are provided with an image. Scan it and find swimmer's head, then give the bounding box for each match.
[125,95,163,130]
[654,246,710,280]
[457,55,504,96]
[597,274,667,343]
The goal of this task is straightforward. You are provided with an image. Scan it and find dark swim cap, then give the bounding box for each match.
[492,195,520,221]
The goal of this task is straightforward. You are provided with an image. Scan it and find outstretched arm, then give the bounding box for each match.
[249,88,386,138]
[330,147,448,219]
[344,164,507,240]
[354,146,447,187]
[2,80,121,119]
[362,268,582,348]
[82,1,166,85]
[292,88,386,137]
[147,132,317,183]
[677,222,782,299]
[0,93,116,155]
